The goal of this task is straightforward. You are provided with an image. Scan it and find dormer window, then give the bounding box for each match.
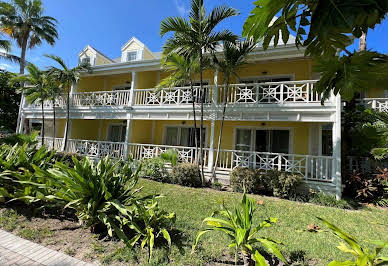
[81,57,90,65]
[127,51,138,62]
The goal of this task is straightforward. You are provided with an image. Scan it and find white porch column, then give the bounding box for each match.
[207,119,216,172]
[129,72,138,106]
[16,94,27,133]
[61,82,77,151]
[212,68,218,104]
[333,94,342,199]
[124,117,132,159]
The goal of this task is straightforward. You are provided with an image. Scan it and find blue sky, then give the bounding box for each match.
[1,0,388,72]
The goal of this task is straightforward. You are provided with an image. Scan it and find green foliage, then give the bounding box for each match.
[160,149,178,167]
[52,151,83,167]
[318,217,388,266]
[308,191,352,209]
[0,70,20,132]
[243,0,388,57]
[0,132,39,146]
[314,52,388,101]
[0,143,56,204]
[230,167,259,193]
[170,163,201,187]
[268,170,302,199]
[128,198,176,262]
[193,191,286,265]
[139,157,168,182]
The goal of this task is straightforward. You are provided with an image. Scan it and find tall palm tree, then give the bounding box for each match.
[158,54,200,160]
[160,0,238,184]
[45,74,61,146]
[0,35,22,63]
[0,0,58,74]
[45,54,90,151]
[212,39,256,179]
[11,63,49,145]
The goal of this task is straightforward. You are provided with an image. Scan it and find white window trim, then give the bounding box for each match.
[106,123,127,142]
[163,124,209,147]
[233,126,294,154]
[126,50,140,62]
[238,74,295,83]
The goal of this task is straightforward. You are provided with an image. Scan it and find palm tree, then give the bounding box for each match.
[160,0,238,184]
[45,74,61,146]
[0,0,58,74]
[45,54,90,151]
[158,54,200,160]
[212,39,256,179]
[0,36,22,63]
[11,63,49,145]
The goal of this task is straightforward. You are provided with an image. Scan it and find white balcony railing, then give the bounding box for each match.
[216,149,334,182]
[219,80,322,104]
[39,137,334,183]
[358,98,388,112]
[24,80,331,110]
[72,90,131,107]
[133,85,212,106]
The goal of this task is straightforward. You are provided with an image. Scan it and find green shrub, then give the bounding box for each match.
[0,132,38,146]
[309,191,352,209]
[52,152,83,167]
[265,170,302,199]
[230,167,259,193]
[171,163,201,187]
[139,157,168,182]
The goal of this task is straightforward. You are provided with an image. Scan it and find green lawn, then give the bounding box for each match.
[136,179,388,265]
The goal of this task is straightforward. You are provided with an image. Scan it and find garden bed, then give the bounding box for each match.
[0,178,387,265]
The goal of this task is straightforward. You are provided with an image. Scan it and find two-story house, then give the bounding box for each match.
[19,36,366,198]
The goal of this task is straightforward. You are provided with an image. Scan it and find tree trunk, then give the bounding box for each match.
[242,251,254,266]
[359,31,367,51]
[41,100,45,146]
[52,99,56,149]
[19,38,28,74]
[213,79,229,180]
[64,84,70,151]
[190,80,199,163]
[199,51,205,185]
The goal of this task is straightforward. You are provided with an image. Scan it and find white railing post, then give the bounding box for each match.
[207,119,216,173]
[372,100,377,110]
[333,94,342,199]
[129,72,137,106]
[16,93,27,133]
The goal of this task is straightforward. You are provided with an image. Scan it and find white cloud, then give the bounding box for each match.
[0,62,18,72]
[174,0,188,16]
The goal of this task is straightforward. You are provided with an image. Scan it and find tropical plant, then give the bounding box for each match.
[10,63,50,145]
[0,70,21,132]
[170,163,201,187]
[0,131,38,146]
[0,0,58,74]
[318,217,388,266]
[192,191,287,265]
[45,54,91,151]
[34,156,144,231]
[242,0,388,101]
[160,0,238,184]
[128,198,176,263]
[212,39,256,178]
[139,157,168,182]
[160,148,179,167]
[0,143,55,204]
[44,74,61,143]
[158,54,200,157]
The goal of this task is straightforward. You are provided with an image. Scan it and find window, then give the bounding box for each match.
[235,128,290,154]
[108,125,126,142]
[321,125,333,156]
[113,85,131,91]
[80,57,90,65]
[164,126,206,147]
[127,51,138,62]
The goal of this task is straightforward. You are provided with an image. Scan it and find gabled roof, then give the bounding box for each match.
[78,45,115,63]
[121,36,155,59]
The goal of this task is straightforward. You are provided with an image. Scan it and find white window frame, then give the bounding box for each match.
[126,51,138,62]
[107,123,127,142]
[163,124,209,147]
[233,126,294,154]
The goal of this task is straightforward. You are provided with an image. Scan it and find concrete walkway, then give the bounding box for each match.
[0,229,93,266]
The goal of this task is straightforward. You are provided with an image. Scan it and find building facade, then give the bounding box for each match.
[18,37,386,198]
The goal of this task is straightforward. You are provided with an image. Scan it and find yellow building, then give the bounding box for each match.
[20,36,385,198]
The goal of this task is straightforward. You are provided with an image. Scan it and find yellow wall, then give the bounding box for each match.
[96,55,112,65]
[78,74,132,92]
[365,88,386,98]
[137,71,159,89]
[43,119,66,138]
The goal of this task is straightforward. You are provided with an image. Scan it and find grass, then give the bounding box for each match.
[132,178,388,265]
[0,179,387,265]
